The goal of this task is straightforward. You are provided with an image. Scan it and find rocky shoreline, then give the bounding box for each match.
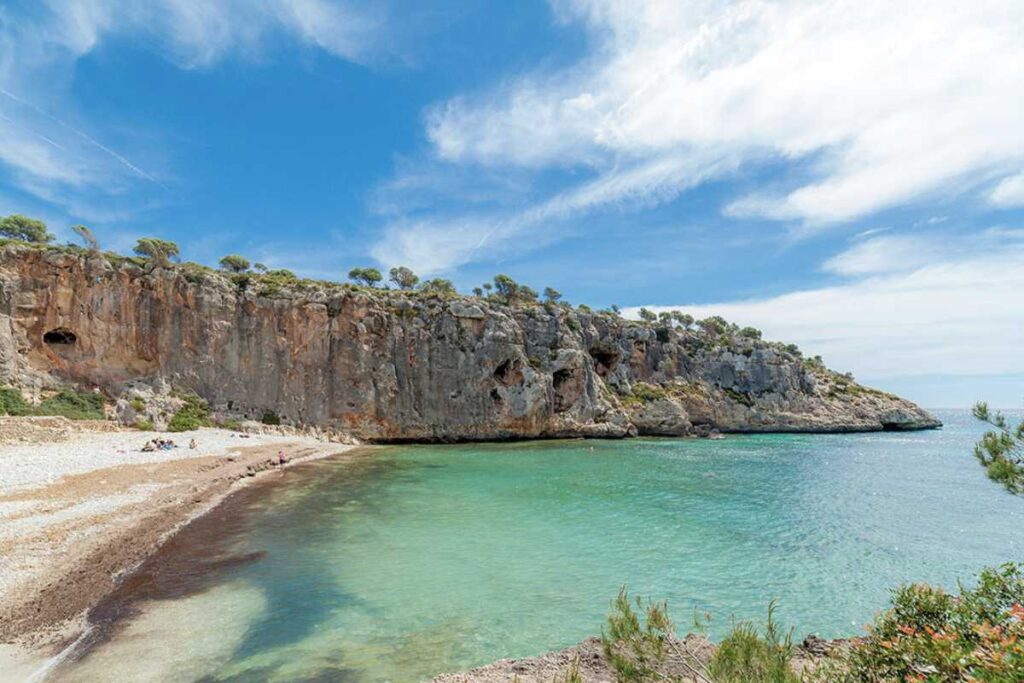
[0,245,939,442]
[432,633,847,682]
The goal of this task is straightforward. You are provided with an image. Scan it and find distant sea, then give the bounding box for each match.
[57,409,1024,682]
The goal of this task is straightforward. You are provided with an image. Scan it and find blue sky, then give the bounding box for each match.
[1,0,1023,408]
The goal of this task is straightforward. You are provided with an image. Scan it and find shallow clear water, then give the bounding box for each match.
[58,410,1024,682]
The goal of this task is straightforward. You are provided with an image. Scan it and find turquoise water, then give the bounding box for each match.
[58,410,1024,682]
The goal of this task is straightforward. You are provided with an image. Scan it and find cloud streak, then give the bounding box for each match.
[373,0,1024,273]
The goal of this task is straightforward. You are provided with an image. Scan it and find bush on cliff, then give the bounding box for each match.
[389,266,419,290]
[0,214,53,243]
[36,389,106,420]
[168,394,212,432]
[72,224,99,252]
[0,387,106,419]
[0,387,33,416]
[219,254,251,272]
[133,238,180,265]
[348,267,382,287]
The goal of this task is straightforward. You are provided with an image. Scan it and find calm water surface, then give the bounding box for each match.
[57,410,1024,682]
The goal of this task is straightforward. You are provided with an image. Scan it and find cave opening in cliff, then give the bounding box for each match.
[43,328,77,345]
[588,347,620,377]
[493,358,523,387]
[552,368,574,413]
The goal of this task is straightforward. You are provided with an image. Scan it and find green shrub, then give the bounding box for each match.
[216,418,244,431]
[219,254,250,273]
[37,390,106,420]
[0,387,33,416]
[972,402,1024,494]
[0,214,53,243]
[811,563,1024,682]
[261,411,281,425]
[167,394,211,432]
[708,602,797,683]
[724,387,754,407]
[131,397,146,412]
[0,387,107,419]
[632,382,668,403]
[135,418,154,431]
[601,588,674,682]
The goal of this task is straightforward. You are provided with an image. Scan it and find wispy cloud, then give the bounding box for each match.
[0,0,385,218]
[372,0,1024,273]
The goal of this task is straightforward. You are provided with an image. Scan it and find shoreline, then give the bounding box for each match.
[0,422,365,679]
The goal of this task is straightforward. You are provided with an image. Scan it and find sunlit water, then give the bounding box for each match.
[54,410,1024,682]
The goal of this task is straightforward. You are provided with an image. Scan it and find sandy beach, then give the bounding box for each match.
[0,417,360,680]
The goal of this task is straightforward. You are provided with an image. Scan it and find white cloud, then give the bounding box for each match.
[376,0,1024,272]
[630,233,1024,380]
[821,235,945,277]
[25,0,382,70]
[990,172,1024,208]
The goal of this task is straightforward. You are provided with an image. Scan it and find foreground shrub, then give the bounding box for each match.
[708,602,798,683]
[603,564,1024,682]
[601,588,674,682]
[812,562,1024,682]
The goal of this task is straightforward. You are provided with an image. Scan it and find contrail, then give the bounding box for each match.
[0,111,65,150]
[0,87,166,188]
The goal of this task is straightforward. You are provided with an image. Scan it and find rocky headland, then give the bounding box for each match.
[0,243,939,440]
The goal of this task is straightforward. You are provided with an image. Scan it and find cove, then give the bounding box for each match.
[55,410,1024,682]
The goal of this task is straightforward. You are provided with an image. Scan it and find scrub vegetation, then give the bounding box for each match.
[0,387,105,420]
[604,563,1024,682]
[167,393,212,432]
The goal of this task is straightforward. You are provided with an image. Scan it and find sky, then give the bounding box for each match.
[0,0,1022,408]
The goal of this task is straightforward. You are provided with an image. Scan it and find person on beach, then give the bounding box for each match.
[142,440,155,452]
[189,438,197,450]
[277,450,288,466]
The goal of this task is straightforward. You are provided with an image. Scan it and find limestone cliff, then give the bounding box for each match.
[0,245,939,441]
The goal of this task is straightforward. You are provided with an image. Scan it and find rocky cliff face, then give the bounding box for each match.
[0,245,939,441]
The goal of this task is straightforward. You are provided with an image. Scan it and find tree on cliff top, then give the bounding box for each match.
[973,402,1024,494]
[388,266,419,290]
[420,278,457,296]
[71,225,99,252]
[638,308,657,323]
[348,267,382,287]
[492,274,536,305]
[0,214,53,243]
[219,254,251,273]
[133,238,180,265]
